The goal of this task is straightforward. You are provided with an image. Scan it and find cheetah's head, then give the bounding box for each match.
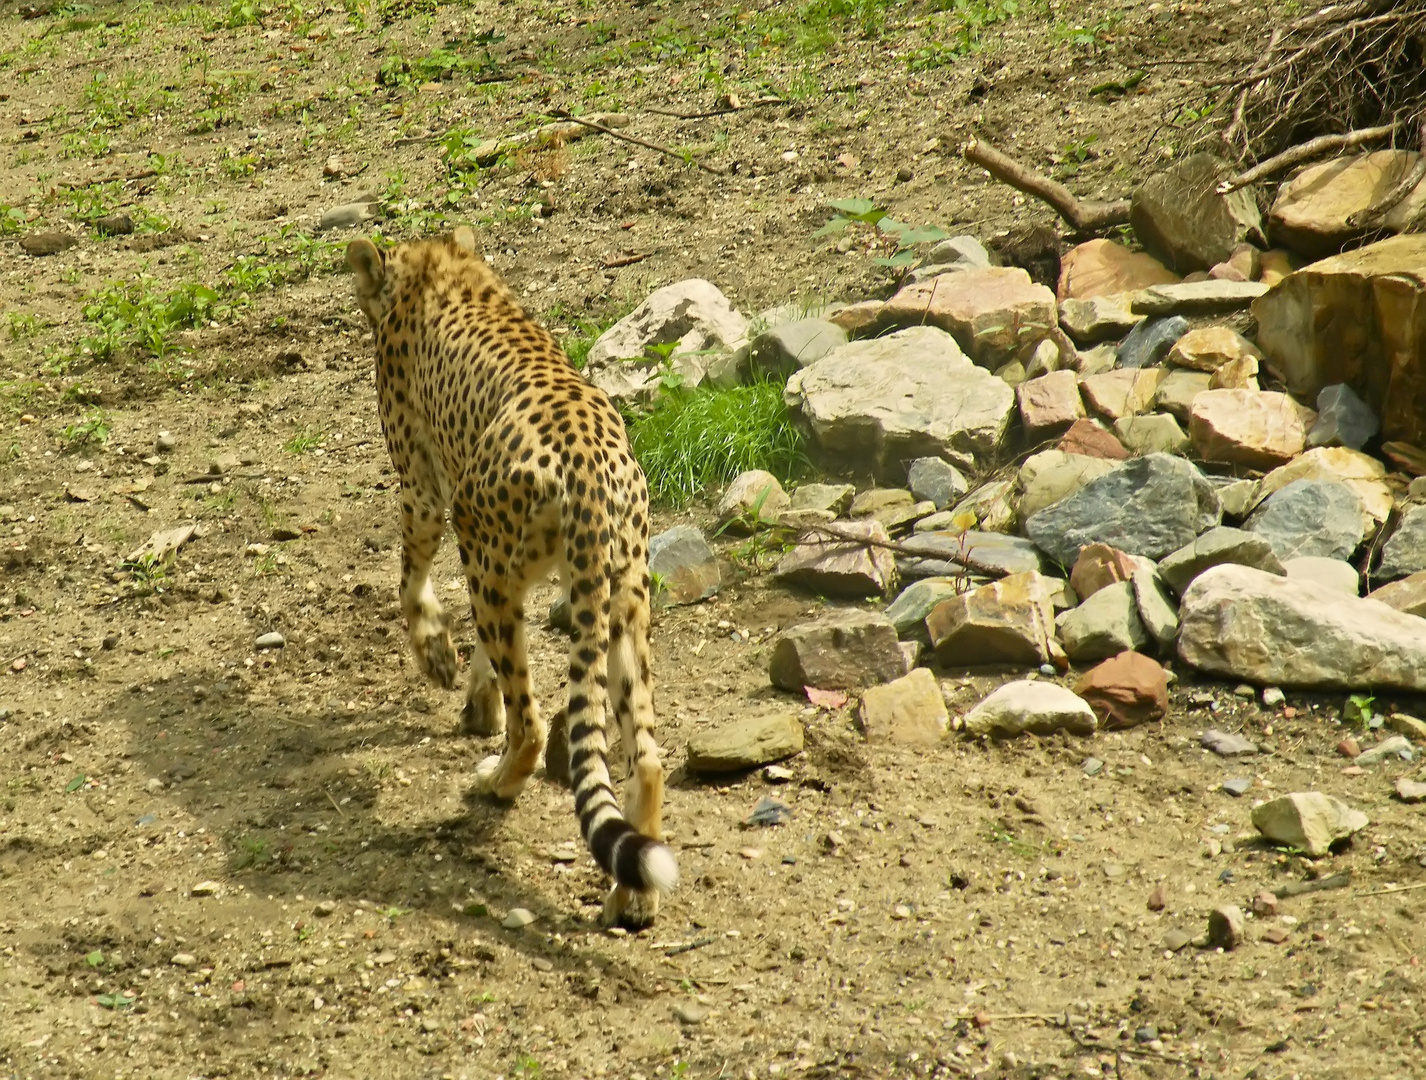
[346,227,481,330]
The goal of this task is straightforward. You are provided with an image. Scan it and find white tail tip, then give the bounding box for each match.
[643,843,679,893]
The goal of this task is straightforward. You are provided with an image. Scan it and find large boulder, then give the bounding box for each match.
[768,609,908,692]
[774,519,897,598]
[1188,389,1314,470]
[1024,453,1222,567]
[1253,233,1426,446]
[1251,446,1391,531]
[1130,153,1264,273]
[784,326,1015,479]
[1243,479,1365,562]
[1178,563,1426,689]
[926,571,1062,667]
[586,279,749,399]
[1057,239,1178,300]
[1267,150,1426,259]
[875,267,1058,368]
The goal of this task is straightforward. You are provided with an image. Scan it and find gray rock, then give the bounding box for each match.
[1202,728,1258,756]
[1113,414,1189,456]
[1281,556,1359,595]
[961,680,1097,738]
[926,234,993,270]
[686,714,804,774]
[747,319,848,380]
[774,519,897,598]
[768,609,907,692]
[784,326,1015,478]
[318,201,377,231]
[1131,280,1270,316]
[95,213,134,237]
[858,668,949,745]
[1179,563,1426,690]
[885,579,964,640]
[1251,792,1368,857]
[1308,383,1379,450]
[1157,526,1286,595]
[789,482,854,515]
[1378,506,1426,581]
[1132,566,1179,651]
[588,278,749,368]
[1025,453,1222,567]
[907,457,969,510]
[896,530,1047,580]
[1056,581,1150,662]
[649,525,720,605]
[1222,777,1253,797]
[1116,315,1188,369]
[1244,479,1365,561]
[1130,152,1264,273]
[255,632,286,650]
[1355,735,1412,766]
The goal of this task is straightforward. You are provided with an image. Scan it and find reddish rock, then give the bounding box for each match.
[1337,736,1361,758]
[1057,238,1179,301]
[878,267,1057,368]
[1073,650,1169,730]
[827,300,884,337]
[1056,418,1130,460]
[1208,261,1248,282]
[1251,891,1278,917]
[1017,370,1085,439]
[1070,543,1139,600]
[1188,389,1314,469]
[1369,571,1426,617]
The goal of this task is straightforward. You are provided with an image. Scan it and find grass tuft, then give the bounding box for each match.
[627,380,808,506]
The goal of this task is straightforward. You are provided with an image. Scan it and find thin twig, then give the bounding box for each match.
[1356,881,1426,898]
[550,109,724,175]
[602,252,652,268]
[325,789,346,817]
[1216,123,1400,192]
[1346,116,1426,227]
[645,97,784,120]
[661,936,717,956]
[963,138,1129,233]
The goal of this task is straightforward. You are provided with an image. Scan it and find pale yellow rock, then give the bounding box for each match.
[1079,368,1168,420]
[1167,325,1264,373]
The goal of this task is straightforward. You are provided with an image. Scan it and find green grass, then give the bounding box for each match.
[284,426,325,454]
[628,380,807,506]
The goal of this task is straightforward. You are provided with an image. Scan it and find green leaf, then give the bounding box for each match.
[95,992,135,1009]
[86,951,104,967]
[811,215,853,239]
[826,197,881,219]
[66,774,86,792]
[893,224,949,248]
[872,250,919,268]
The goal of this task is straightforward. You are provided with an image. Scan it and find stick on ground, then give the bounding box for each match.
[962,138,1130,234]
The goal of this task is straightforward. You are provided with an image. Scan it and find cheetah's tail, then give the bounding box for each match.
[563,535,677,896]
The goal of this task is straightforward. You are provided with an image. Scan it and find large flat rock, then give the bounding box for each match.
[1268,150,1426,259]
[876,267,1057,368]
[1178,563,1426,690]
[784,326,1015,478]
[1253,233,1426,446]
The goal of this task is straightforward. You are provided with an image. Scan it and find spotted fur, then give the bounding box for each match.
[347,227,676,927]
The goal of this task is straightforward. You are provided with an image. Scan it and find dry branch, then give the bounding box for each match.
[963,138,1130,234]
[1216,123,1399,193]
[550,109,725,175]
[464,112,631,167]
[1346,116,1426,227]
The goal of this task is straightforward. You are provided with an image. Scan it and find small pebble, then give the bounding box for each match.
[1222,777,1253,797]
[1163,929,1192,952]
[1262,686,1285,707]
[1337,736,1361,758]
[763,765,794,783]
[145,777,165,793]
[1082,757,1104,776]
[1146,883,1169,911]
[155,431,177,452]
[673,1003,708,1026]
[1262,926,1290,944]
[314,900,337,917]
[891,904,912,920]
[171,953,198,968]
[1134,1025,1158,1044]
[1233,684,1255,698]
[530,957,553,972]
[191,881,220,897]
[503,907,536,929]
[1039,663,1056,676]
[1251,891,1278,917]
[255,632,286,650]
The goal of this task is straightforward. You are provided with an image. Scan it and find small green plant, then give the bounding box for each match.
[514,1056,542,1079]
[78,277,225,361]
[378,904,412,921]
[61,407,110,450]
[813,197,948,272]
[232,835,273,870]
[1344,693,1380,729]
[627,380,807,506]
[1050,133,1100,179]
[124,551,169,592]
[284,427,324,454]
[0,204,27,235]
[377,34,503,87]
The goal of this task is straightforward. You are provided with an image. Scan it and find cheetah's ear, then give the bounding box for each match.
[346,239,384,297]
[451,226,478,255]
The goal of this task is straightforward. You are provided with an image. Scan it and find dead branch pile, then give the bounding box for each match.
[1220,0,1426,160]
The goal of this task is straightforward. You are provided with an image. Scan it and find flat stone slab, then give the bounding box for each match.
[686,714,805,774]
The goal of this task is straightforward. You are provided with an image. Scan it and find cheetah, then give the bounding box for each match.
[346,227,676,927]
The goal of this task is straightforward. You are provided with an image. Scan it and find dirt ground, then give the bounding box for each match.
[5,0,1426,1077]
